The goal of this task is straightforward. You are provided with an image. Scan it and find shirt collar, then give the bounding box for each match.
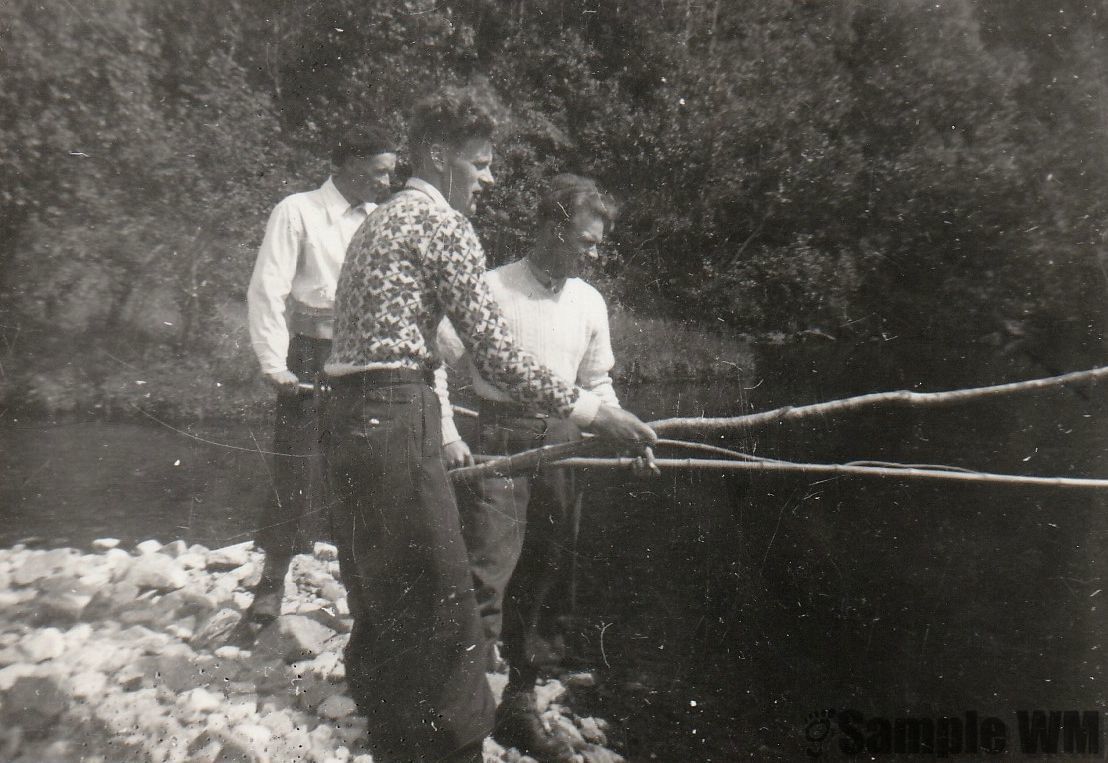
[523,255,567,294]
[321,176,373,223]
[404,177,452,211]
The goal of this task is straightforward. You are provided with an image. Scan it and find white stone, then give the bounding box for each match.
[552,715,587,746]
[161,539,189,557]
[534,679,567,713]
[578,716,608,745]
[214,645,244,661]
[104,548,135,580]
[205,541,254,570]
[313,542,339,561]
[135,539,164,555]
[224,694,260,723]
[22,627,65,662]
[565,671,596,689]
[177,552,207,570]
[0,590,28,608]
[77,567,114,589]
[234,722,273,749]
[178,687,223,715]
[70,670,108,699]
[65,623,93,644]
[0,662,40,691]
[125,555,188,590]
[92,538,121,551]
[317,694,358,720]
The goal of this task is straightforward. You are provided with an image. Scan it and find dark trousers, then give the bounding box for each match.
[322,376,493,762]
[255,334,331,559]
[457,408,581,690]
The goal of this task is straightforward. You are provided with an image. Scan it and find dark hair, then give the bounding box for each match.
[409,87,496,155]
[331,126,396,166]
[537,174,618,232]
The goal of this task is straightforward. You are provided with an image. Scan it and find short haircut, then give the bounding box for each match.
[409,87,497,154]
[331,127,396,166]
[537,174,618,232]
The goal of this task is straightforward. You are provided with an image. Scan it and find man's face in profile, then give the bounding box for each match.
[444,137,494,216]
[549,210,605,280]
[338,152,397,205]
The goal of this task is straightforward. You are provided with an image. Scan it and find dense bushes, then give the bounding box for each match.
[2,0,1105,416]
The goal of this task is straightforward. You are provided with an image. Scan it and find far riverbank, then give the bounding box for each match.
[0,311,754,424]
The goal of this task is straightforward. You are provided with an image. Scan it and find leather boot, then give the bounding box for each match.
[493,688,577,762]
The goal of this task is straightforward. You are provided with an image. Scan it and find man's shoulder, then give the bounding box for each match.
[567,277,606,304]
[376,190,470,232]
[271,185,325,216]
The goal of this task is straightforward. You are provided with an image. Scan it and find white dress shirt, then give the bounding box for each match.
[247,177,374,374]
[437,258,620,444]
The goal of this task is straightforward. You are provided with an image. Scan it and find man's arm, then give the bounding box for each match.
[434,317,475,467]
[578,294,620,408]
[433,364,462,445]
[426,215,655,445]
[247,200,300,381]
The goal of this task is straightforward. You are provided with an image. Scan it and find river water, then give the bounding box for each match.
[2,342,1106,759]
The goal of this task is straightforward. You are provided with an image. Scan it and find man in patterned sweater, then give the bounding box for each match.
[438,174,647,761]
[323,89,657,763]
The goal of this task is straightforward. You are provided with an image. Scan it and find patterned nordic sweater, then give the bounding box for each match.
[326,179,601,425]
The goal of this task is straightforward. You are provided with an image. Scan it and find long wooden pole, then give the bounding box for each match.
[487,455,1108,491]
[652,365,1108,437]
[448,366,1108,484]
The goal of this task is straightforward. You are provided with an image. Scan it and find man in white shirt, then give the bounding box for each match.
[239,128,397,635]
[439,174,653,761]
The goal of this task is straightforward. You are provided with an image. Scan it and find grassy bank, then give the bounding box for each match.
[1,312,754,423]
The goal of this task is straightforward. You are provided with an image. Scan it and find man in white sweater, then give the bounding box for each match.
[240,128,397,638]
[438,174,652,761]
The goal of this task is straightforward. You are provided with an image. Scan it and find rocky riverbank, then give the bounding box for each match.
[0,540,622,763]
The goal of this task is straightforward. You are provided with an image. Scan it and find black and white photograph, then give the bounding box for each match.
[2,1,1107,760]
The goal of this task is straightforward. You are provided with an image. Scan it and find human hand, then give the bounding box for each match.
[590,405,657,447]
[443,439,475,469]
[265,369,300,392]
[630,445,660,478]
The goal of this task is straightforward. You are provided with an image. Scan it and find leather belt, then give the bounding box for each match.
[326,367,434,389]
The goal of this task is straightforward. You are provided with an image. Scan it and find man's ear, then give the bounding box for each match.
[428,143,448,173]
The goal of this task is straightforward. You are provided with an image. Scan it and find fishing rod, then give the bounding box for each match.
[448,365,1108,489]
[467,455,1108,491]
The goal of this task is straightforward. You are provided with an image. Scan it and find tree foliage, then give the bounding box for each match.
[1,0,1105,410]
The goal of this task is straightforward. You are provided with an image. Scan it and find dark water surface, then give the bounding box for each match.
[2,343,1107,760]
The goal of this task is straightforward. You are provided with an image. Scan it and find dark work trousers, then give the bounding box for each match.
[322,374,493,763]
[254,334,331,560]
[455,407,581,690]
